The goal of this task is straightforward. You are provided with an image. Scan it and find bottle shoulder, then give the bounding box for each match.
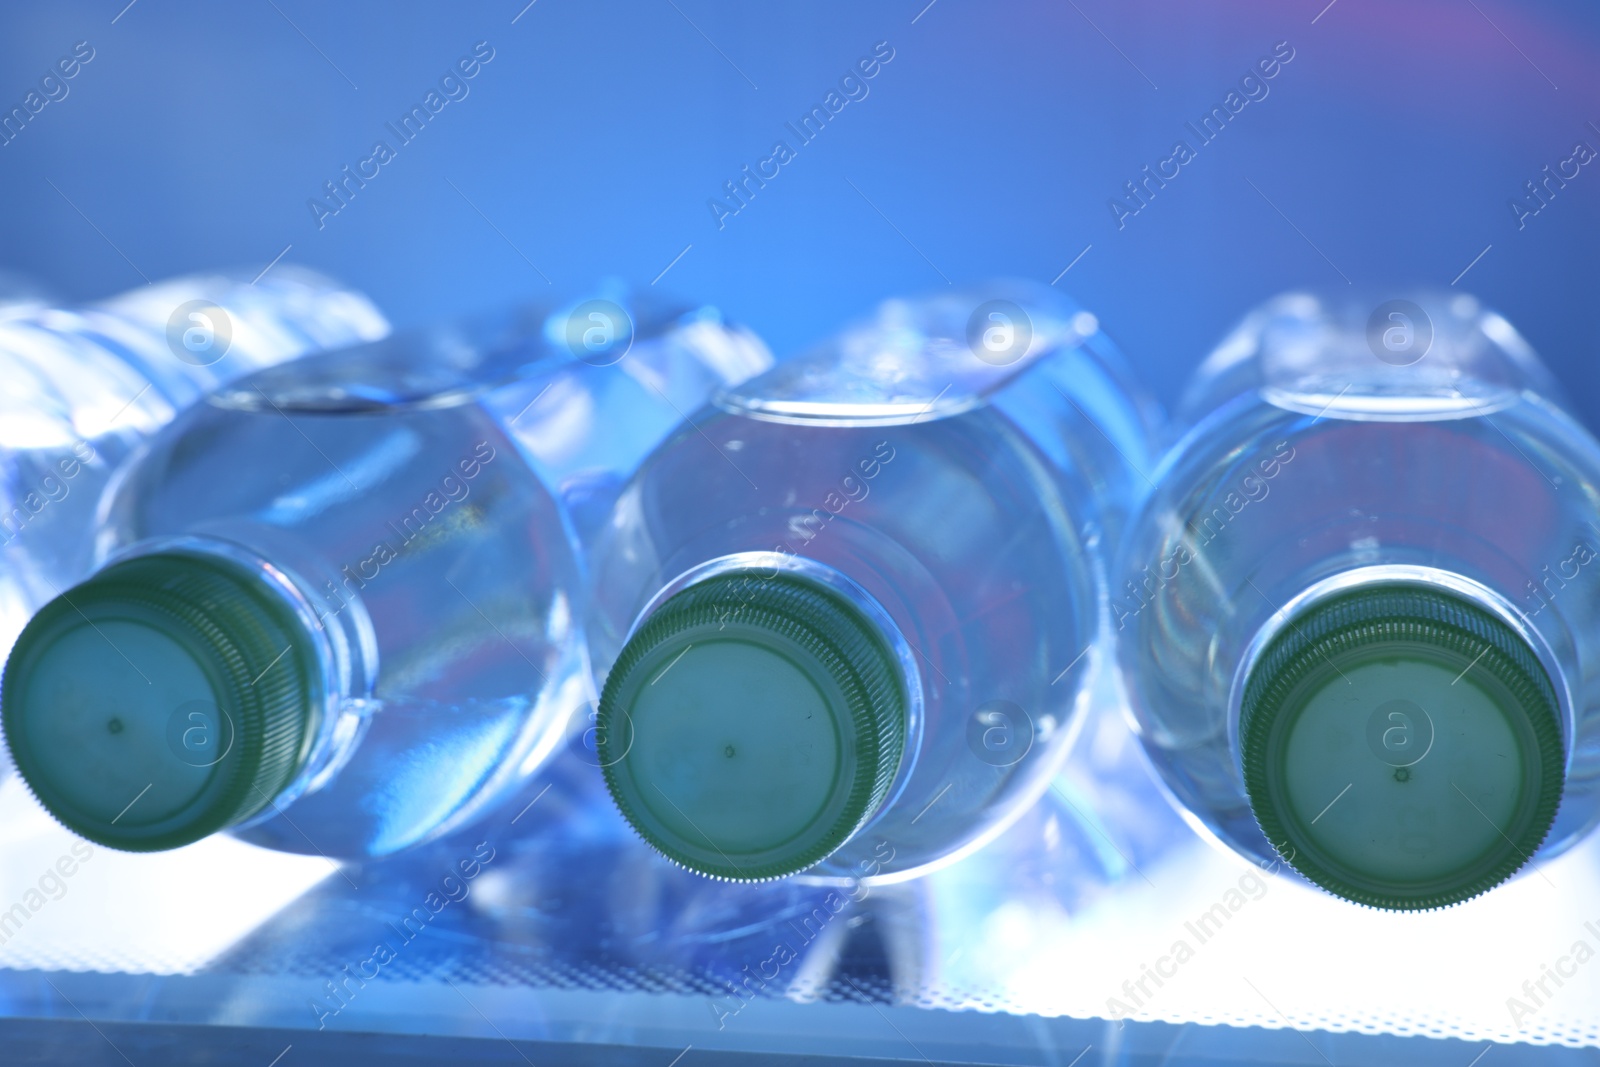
[1159,386,1600,498]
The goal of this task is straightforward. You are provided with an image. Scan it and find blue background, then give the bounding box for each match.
[1,0,1596,420]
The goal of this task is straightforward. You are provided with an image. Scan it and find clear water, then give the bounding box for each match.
[591,281,1157,882]
[91,293,772,859]
[1118,291,1600,870]
[0,268,388,663]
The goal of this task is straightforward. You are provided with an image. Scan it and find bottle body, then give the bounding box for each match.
[1118,291,1600,905]
[592,282,1154,882]
[0,268,388,659]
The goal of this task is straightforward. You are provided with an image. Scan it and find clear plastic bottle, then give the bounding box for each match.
[0,291,771,859]
[589,280,1157,883]
[1118,290,1600,910]
[0,268,388,661]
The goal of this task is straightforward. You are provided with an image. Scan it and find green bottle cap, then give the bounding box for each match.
[1241,584,1563,910]
[2,552,321,852]
[598,573,907,881]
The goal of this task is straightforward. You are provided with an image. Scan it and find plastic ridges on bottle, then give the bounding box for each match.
[2,552,321,852]
[597,573,906,882]
[1240,584,1563,911]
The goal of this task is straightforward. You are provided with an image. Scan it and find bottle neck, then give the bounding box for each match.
[110,533,375,815]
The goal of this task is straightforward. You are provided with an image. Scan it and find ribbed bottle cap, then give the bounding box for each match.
[598,573,907,881]
[1241,584,1563,910]
[2,552,321,852]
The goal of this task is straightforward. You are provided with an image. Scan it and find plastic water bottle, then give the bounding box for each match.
[0,292,772,858]
[588,281,1157,883]
[0,268,388,660]
[1117,290,1600,910]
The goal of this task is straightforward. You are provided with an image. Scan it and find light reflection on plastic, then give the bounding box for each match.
[926,826,1600,1045]
[0,776,333,974]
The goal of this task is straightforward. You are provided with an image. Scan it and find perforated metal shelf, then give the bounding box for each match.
[1,711,1597,1065]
